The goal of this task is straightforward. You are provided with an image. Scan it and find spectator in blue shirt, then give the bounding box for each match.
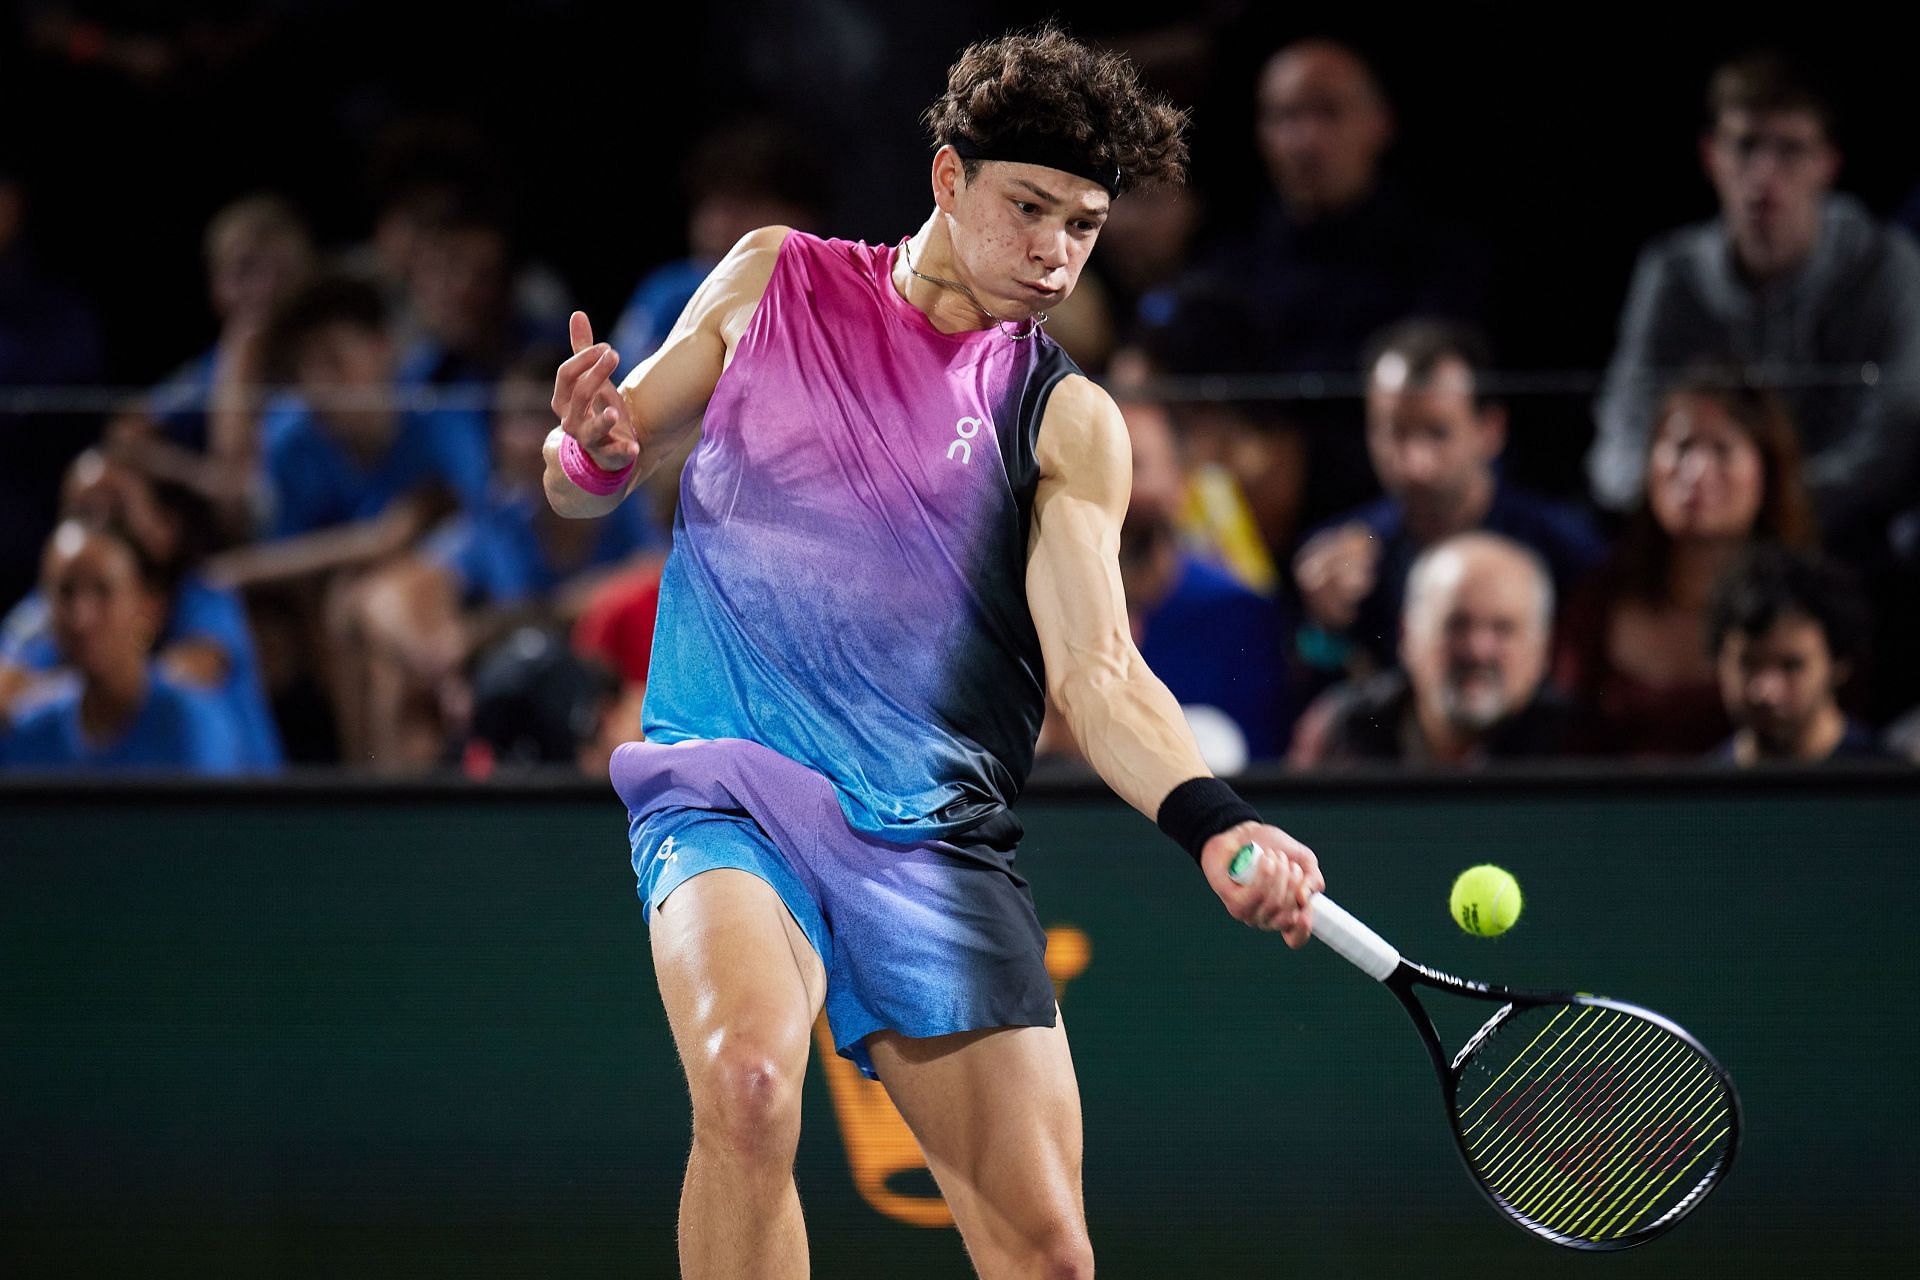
[258,273,491,538]
[608,119,826,377]
[338,116,574,368]
[1292,319,1605,685]
[328,348,664,771]
[2,520,244,774]
[1,450,283,770]
[397,190,570,395]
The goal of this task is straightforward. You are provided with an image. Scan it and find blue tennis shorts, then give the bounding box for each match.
[613,738,1056,1079]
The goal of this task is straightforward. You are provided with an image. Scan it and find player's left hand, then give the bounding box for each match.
[1199,822,1324,948]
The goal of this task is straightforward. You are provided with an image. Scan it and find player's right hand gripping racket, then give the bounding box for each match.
[1253,868,1741,1249]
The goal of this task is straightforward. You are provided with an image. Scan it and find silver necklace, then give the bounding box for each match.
[899,238,1047,341]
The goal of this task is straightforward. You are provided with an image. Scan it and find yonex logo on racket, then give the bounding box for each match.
[1451,1001,1517,1072]
[947,416,983,464]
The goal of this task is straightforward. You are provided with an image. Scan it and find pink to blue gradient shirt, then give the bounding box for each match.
[641,233,1083,842]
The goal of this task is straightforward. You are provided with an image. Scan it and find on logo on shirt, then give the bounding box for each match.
[946,416,983,464]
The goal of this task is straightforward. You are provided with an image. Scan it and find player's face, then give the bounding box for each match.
[949,161,1109,320]
[1365,357,1501,523]
[1647,394,1766,541]
[1718,612,1842,753]
[43,526,160,680]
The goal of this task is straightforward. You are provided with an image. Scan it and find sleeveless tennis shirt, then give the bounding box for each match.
[640,232,1082,842]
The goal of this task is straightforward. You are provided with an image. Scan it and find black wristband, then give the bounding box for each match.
[1156,777,1261,865]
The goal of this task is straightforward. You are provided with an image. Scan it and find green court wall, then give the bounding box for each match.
[2,773,1914,1277]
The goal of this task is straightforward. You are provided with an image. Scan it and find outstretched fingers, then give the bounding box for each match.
[555,311,622,429]
[568,309,596,354]
[555,345,625,442]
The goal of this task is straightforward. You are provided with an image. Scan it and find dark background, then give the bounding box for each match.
[4,770,1916,1276]
[5,2,1914,395]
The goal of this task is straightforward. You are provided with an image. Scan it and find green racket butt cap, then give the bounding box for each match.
[1228,844,1259,884]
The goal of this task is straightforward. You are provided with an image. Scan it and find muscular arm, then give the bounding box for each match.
[1027,378,1323,940]
[543,226,791,519]
[1025,377,1213,816]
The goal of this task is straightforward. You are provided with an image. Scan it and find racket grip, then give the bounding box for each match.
[1308,894,1401,982]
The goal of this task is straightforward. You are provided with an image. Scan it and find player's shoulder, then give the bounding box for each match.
[1038,372,1119,432]
[704,226,797,293]
[1034,373,1127,481]
[681,227,800,339]
[731,225,797,257]
[741,228,892,284]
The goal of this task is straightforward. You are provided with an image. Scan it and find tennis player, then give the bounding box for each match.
[546,27,1325,1278]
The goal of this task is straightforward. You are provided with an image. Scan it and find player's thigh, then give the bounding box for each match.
[867,1016,1085,1244]
[651,869,828,1146]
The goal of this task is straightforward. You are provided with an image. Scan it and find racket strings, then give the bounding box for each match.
[1451,1003,1735,1244]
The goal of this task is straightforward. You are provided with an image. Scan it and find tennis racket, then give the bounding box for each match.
[1230,849,1741,1250]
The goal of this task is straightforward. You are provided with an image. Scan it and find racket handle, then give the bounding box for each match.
[1308,894,1401,982]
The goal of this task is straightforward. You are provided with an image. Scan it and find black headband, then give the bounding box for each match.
[946,133,1122,198]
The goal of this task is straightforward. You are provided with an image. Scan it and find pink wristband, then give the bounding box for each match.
[559,433,634,496]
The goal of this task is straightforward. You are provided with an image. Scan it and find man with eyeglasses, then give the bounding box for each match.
[1588,53,1920,550]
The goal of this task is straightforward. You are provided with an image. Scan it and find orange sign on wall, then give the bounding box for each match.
[814,925,1092,1227]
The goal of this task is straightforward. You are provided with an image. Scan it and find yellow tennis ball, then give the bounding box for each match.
[1450,865,1522,937]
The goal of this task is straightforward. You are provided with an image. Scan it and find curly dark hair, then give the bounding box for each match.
[922,25,1189,192]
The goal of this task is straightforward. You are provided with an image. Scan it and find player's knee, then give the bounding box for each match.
[1029,1225,1094,1280]
[690,1041,804,1163]
[996,1215,1092,1280]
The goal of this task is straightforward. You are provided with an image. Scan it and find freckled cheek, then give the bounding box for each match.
[968,226,1019,269]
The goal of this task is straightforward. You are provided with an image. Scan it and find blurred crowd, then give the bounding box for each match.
[4,23,1920,777]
